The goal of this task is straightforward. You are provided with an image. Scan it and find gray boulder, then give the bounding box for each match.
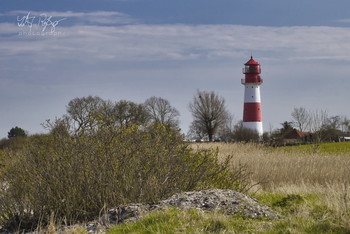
[86,189,280,232]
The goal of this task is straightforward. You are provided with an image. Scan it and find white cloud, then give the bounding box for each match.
[1,22,350,64]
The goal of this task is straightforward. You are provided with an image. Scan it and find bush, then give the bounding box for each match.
[7,126,27,138]
[0,123,247,232]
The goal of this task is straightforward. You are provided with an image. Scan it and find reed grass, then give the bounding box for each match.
[195,142,350,189]
[195,142,350,230]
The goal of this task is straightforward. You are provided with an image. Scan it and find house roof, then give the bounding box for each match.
[284,129,312,139]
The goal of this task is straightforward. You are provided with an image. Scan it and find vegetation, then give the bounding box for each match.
[108,207,272,234]
[144,96,180,129]
[107,142,350,233]
[0,124,248,232]
[2,95,350,232]
[266,107,350,146]
[108,197,350,234]
[7,126,27,138]
[188,90,229,141]
[230,121,260,142]
[281,141,350,155]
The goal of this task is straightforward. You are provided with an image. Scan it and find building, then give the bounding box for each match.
[283,129,312,144]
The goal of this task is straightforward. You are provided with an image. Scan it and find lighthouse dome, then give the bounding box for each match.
[244,56,260,65]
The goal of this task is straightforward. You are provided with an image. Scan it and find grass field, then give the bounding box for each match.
[8,142,348,233]
[108,142,350,233]
[281,141,350,155]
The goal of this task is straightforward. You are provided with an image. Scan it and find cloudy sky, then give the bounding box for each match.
[1,0,350,138]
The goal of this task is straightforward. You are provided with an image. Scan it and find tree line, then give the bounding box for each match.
[3,91,232,143]
[3,92,350,145]
[270,107,350,145]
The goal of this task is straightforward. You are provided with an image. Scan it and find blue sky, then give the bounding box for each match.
[1,0,350,138]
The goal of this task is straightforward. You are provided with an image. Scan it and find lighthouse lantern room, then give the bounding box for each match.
[241,56,263,136]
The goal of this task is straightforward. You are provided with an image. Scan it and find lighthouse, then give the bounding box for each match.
[241,56,263,136]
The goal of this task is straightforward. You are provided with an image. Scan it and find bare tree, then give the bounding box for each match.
[327,115,341,130]
[340,116,350,135]
[66,96,150,134]
[232,121,260,142]
[144,96,180,128]
[308,109,329,151]
[187,120,205,140]
[66,96,104,134]
[97,99,118,127]
[114,100,150,127]
[308,109,328,133]
[291,107,309,132]
[188,90,229,141]
[215,113,236,141]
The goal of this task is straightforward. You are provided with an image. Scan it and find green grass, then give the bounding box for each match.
[107,191,350,234]
[107,207,274,234]
[281,141,350,155]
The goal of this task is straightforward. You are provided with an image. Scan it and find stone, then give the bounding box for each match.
[86,189,280,232]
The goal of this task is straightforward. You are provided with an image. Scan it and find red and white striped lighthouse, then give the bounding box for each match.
[241,56,263,136]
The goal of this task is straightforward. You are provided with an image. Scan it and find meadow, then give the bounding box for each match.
[109,142,350,233]
[2,138,350,233]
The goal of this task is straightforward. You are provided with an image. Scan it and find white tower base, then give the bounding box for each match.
[243,122,263,136]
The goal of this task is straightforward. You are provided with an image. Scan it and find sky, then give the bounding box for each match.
[1,0,350,138]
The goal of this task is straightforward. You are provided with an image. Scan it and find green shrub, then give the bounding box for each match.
[0,123,248,232]
[273,194,304,208]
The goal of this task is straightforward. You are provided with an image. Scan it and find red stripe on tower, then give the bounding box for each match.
[243,103,262,122]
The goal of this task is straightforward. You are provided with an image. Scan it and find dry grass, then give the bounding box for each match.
[193,142,350,220]
[195,142,350,188]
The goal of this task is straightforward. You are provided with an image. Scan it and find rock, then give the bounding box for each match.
[86,189,280,232]
[159,189,280,219]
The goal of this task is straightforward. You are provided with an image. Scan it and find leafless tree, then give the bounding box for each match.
[66,96,104,134]
[114,100,150,127]
[233,121,260,142]
[308,109,328,133]
[308,109,329,151]
[144,96,180,128]
[326,115,342,130]
[291,107,310,132]
[65,96,150,134]
[340,116,350,134]
[188,90,229,141]
[216,113,236,141]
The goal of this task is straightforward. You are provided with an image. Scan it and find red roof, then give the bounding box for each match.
[245,56,260,65]
[284,129,312,139]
